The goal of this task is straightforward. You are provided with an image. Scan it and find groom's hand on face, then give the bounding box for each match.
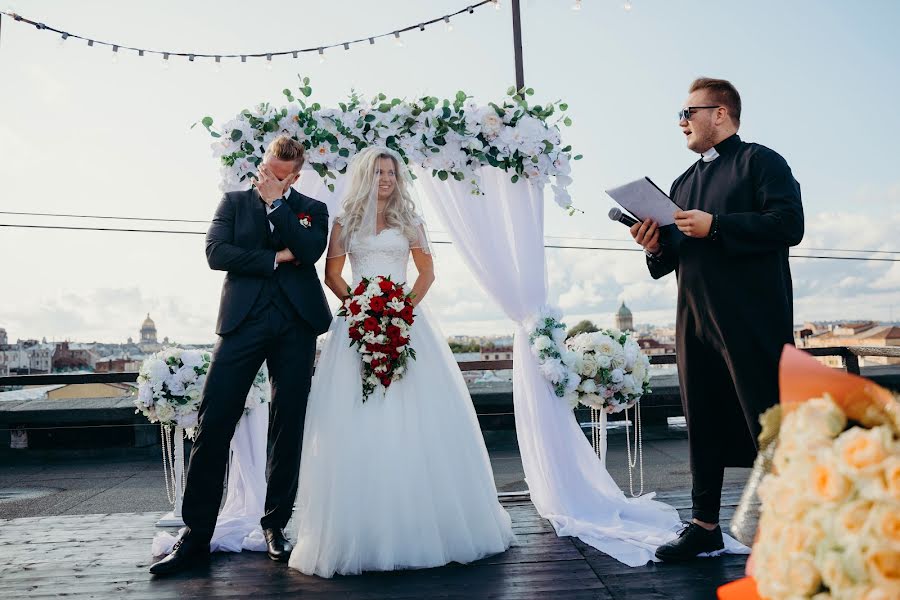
[254,165,292,204]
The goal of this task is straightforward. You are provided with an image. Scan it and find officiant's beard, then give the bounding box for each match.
[685,120,717,154]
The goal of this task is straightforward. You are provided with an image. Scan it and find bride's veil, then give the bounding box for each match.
[326,146,432,260]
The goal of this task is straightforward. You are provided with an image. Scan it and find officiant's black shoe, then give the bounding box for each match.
[149,533,210,576]
[655,522,724,562]
[263,528,293,562]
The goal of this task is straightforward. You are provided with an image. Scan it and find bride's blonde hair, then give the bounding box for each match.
[339,146,421,246]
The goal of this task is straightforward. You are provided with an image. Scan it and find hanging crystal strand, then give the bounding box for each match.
[161,424,177,505]
[625,404,645,497]
[591,408,599,457]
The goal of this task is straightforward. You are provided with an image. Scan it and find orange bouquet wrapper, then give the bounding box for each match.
[718,345,899,600]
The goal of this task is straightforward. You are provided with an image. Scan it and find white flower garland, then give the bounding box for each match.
[526,306,581,407]
[200,80,581,209]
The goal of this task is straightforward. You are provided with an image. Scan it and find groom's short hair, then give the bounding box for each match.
[265,135,306,171]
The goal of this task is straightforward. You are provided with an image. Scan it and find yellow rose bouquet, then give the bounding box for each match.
[720,345,900,600]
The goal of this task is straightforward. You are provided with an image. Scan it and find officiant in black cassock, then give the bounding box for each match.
[630,78,804,561]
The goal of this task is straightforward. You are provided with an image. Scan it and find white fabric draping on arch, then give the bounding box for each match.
[152,383,270,555]
[416,166,747,566]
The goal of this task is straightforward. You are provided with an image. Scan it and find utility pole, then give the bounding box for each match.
[511,0,525,90]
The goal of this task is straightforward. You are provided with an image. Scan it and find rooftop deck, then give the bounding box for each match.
[0,491,750,599]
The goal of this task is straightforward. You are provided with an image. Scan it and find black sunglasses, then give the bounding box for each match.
[677,106,721,122]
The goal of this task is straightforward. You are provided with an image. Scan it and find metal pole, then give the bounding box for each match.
[511,0,525,90]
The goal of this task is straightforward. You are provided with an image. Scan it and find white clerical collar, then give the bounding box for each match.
[701,147,720,162]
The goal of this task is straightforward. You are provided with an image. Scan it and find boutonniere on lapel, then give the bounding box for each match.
[297,213,312,228]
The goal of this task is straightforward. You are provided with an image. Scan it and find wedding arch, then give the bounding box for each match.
[155,82,745,566]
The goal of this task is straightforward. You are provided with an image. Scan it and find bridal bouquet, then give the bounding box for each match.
[338,276,417,402]
[741,349,900,600]
[565,329,651,413]
[134,347,269,436]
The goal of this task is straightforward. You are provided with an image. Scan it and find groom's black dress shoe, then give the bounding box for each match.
[263,528,293,562]
[655,522,724,562]
[149,534,210,576]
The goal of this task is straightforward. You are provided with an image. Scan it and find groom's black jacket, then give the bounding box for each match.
[206,188,332,335]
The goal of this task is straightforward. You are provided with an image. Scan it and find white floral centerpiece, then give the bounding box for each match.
[527,306,581,407]
[134,347,268,438]
[198,79,581,210]
[566,329,651,413]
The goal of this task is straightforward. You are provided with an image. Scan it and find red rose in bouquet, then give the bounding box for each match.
[336,275,418,402]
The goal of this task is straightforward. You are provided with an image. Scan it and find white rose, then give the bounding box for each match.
[156,403,176,423]
[611,350,627,370]
[597,354,612,370]
[580,379,597,394]
[180,350,203,370]
[610,369,625,384]
[579,354,599,378]
[538,358,567,384]
[580,393,604,410]
[167,379,186,397]
[533,335,553,352]
[479,109,503,139]
[622,374,637,394]
[560,349,578,368]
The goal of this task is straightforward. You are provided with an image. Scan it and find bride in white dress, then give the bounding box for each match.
[288,147,515,578]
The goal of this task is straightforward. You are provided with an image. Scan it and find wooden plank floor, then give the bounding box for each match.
[0,495,750,599]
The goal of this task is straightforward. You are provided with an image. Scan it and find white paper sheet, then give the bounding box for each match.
[605,178,681,226]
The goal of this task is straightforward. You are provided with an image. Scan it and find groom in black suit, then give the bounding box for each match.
[150,136,332,575]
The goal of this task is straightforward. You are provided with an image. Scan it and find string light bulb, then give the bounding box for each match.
[623,0,633,11]
[111,45,119,64]
[493,0,501,11]
[444,16,453,32]
[266,54,273,70]
[161,52,170,70]
[393,31,403,47]
[572,0,582,10]
[318,47,326,63]
[214,56,222,73]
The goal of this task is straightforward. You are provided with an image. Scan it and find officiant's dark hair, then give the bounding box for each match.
[265,135,306,171]
[689,77,741,126]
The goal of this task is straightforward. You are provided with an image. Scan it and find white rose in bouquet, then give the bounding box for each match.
[539,358,567,384]
[532,335,553,353]
[156,403,176,423]
[579,354,599,378]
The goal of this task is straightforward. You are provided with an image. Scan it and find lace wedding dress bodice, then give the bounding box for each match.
[348,229,411,283]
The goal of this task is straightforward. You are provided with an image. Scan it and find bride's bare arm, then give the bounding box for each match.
[324,222,351,301]
[409,248,435,307]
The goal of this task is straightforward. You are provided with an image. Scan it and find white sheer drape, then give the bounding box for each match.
[418,166,690,566]
[152,371,271,555]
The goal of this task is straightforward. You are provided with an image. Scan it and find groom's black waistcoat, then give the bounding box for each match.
[206,188,332,336]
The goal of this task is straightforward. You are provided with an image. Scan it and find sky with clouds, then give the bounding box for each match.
[0,0,898,344]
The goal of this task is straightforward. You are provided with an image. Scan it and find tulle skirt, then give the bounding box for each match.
[288,305,515,578]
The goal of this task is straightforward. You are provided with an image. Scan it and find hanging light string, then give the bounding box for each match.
[0,1,495,63]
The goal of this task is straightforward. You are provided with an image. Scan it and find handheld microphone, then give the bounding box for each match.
[608,207,640,227]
